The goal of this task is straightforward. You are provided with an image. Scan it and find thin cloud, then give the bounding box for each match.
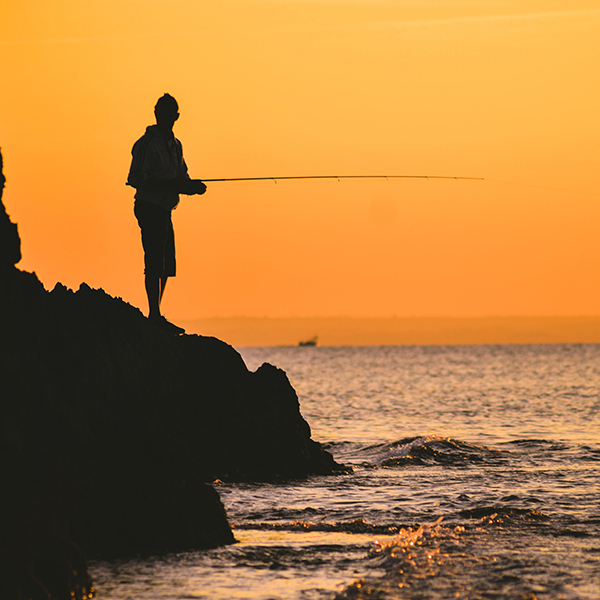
[320,8,600,33]
[3,7,599,45]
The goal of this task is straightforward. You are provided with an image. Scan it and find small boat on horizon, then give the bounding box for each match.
[298,336,318,347]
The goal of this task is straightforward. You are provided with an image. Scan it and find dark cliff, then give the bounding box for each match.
[0,149,342,599]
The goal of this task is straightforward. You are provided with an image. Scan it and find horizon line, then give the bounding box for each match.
[179,314,600,321]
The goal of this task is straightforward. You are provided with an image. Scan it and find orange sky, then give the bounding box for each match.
[2,0,599,320]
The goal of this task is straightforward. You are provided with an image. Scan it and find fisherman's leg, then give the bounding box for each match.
[152,254,168,316]
[159,275,168,305]
[145,273,161,318]
[136,203,182,333]
[157,215,175,305]
[154,218,184,333]
[135,201,169,319]
[154,273,183,334]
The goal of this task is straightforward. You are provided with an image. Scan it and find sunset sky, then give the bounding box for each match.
[2,0,599,320]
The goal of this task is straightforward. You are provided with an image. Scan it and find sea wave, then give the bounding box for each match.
[233,518,400,535]
[457,506,549,523]
[327,435,507,468]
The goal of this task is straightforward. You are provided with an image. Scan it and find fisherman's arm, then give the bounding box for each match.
[174,155,206,195]
[128,174,206,194]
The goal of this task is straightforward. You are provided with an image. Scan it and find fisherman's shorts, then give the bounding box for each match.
[134,201,176,278]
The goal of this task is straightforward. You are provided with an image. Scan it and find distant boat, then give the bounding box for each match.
[298,336,318,347]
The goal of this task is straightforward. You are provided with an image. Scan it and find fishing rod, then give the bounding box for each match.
[202,175,484,183]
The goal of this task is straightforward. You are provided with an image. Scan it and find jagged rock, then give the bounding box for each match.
[41,282,340,483]
[0,148,343,598]
[1,273,340,563]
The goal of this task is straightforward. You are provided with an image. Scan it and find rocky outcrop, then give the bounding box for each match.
[0,149,343,599]
[41,282,340,484]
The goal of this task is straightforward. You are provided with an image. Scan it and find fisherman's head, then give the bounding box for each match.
[154,94,179,128]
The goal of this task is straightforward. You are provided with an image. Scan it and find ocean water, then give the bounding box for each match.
[92,344,600,599]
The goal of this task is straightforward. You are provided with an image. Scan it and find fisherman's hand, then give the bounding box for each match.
[179,179,206,195]
[189,179,207,195]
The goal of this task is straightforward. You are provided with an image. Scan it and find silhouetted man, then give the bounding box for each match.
[127,94,206,334]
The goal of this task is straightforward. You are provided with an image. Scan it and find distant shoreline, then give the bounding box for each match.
[178,316,600,347]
